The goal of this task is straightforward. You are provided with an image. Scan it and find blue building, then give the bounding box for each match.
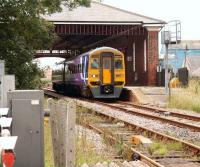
[160,40,200,71]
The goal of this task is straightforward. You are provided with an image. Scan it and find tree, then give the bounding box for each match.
[0,0,90,89]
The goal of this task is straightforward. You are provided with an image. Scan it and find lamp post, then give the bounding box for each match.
[161,20,181,95]
[164,43,169,94]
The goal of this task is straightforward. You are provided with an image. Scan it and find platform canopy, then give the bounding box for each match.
[43,1,164,25]
[37,1,165,58]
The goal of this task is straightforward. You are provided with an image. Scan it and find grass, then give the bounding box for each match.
[75,132,109,166]
[168,79,200,113]
[148,141,183,156]
[44,116,109,167]
[44,104,111,167]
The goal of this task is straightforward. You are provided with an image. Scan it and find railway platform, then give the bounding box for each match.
[125,87,168,107]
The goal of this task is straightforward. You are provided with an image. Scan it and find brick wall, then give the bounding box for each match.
[146,31,159,85]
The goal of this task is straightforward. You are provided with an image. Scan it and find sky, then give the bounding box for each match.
[104,0,199,40]
[37,0,200,68]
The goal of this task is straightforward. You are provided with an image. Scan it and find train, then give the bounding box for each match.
[52,47,125,98]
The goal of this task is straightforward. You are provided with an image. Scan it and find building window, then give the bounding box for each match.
[144,39,147,72]
[133,42,136,72]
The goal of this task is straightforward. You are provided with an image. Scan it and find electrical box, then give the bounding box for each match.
[161,31,171,44]
[3,75,15,107]
[0,60,5,107]
[7,90,44,167]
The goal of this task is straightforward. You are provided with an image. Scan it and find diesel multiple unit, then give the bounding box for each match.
[52,47,125,98]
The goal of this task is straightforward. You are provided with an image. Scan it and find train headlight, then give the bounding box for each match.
[90,74,99,78]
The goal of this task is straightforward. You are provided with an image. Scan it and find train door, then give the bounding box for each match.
[81,55,88,84]
[101,53,114,85]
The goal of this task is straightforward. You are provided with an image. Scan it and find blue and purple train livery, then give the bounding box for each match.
[53,47,125,98]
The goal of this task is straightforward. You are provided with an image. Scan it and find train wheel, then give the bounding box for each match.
[81,87,92,98]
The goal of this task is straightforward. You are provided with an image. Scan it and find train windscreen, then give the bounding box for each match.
[91,55,100,69]
[115,55,123,69]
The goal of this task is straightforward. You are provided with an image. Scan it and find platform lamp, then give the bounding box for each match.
[161,30,171,94]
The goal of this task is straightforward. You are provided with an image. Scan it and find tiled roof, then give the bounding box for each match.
[169,40,200,50]
[43,1,165,25]
[185,56,200,77]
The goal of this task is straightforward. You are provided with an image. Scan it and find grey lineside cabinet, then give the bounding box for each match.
[0,60,5,107]
[7,90,44,167]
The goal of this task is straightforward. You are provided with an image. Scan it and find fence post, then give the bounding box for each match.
[58,100,68,167]
[49,99,60,167]
[49,99,76,167]
[66,100,76,167]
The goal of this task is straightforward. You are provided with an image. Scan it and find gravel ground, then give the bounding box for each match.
[142,104,200,116]
[113,103,200,126]
[76,125,106,151]
[167,107,200,117]
[77,100,200,144]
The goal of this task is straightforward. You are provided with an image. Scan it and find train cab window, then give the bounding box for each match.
[115,55,123,69]
[91,58,99,69]
[115,59,123,69]
[103,58,111,69]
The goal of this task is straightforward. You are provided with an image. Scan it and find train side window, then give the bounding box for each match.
[79,64,82,73]
[91,58,99,69]
[72,65,74,74]
[82,64,84,73]
[74,65,75,73]
[78,64,81,73]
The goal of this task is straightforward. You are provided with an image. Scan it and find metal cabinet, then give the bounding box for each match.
[0,60,5,107]
[7,90,44,167]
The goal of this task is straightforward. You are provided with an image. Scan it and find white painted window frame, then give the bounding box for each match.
[133,42,136,72]
[144,39,147,72]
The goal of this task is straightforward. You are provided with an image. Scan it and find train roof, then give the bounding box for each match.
[77,47,123,58]
[65,47,123,63]
[90,47,123,54]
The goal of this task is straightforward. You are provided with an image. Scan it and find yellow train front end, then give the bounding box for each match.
[88,47,125,98]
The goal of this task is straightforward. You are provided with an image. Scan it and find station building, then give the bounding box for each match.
[39,1,165,86]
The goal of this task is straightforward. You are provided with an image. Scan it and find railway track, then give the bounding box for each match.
[94,101,200,132]
[44,89,200,130]
[119,101,200,122]
[78,111,200,167]
[44,89,200,166]
[78,117,165,167]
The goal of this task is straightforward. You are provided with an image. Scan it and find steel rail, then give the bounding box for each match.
[83,123,164,167]
[119,101,200,122]
[88,110,200,155]
[43,89,200,155]
[95,101,200,132]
